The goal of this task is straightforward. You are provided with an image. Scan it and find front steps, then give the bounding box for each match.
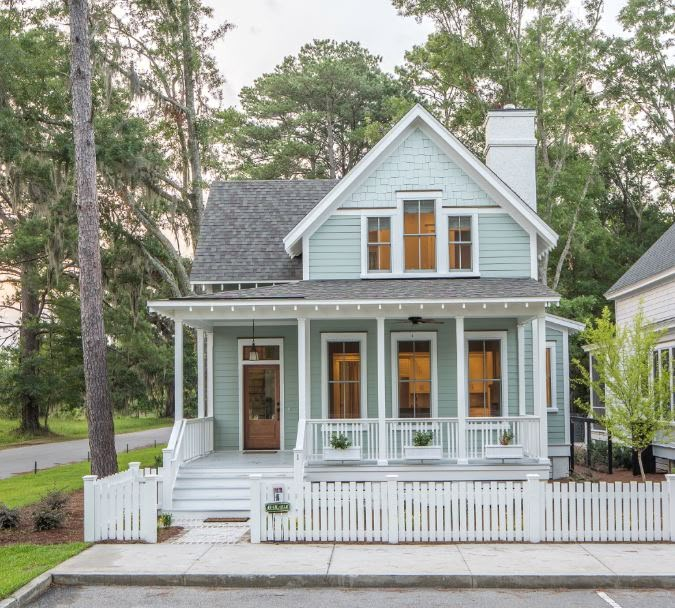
[167,465,293,518]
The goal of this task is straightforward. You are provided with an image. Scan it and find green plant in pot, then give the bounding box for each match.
[412,430,434,447]
[330,433,352,450]
[499,430,514,446]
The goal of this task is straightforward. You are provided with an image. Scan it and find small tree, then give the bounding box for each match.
[576,307,672,480]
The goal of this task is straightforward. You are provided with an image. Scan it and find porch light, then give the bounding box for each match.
[248,319,259,361]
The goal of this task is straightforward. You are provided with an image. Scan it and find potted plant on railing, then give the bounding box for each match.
[323,433,361,462]
[404,430,442,461]
[485,429,524,459]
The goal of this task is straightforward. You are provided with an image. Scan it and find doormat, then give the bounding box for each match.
[204,517,249,523]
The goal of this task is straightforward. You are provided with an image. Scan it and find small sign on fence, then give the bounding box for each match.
[265,502,291,514]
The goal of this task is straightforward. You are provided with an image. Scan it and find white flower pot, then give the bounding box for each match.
[404,445,443,461]
[484,444,524,459]
[323,446,361,461]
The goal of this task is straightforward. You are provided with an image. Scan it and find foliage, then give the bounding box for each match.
[575,308,673,480]
[0,543,88,600]
[499,430,514,446]
[31,490,68,531]
[0,504,20,530]
[158,512,173,528]
[329,433,352,450]
[412,430,434,447]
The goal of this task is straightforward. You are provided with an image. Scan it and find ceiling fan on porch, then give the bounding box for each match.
[403,316,445,325]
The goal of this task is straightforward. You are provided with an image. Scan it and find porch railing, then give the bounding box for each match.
[386,418,459,460]
[466,416,541,459]
[305,419,380,462]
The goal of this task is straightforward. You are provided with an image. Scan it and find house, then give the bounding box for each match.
[600,222,675,470]
[148,104,584,519]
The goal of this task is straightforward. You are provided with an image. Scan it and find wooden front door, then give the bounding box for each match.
[243,364,280,450]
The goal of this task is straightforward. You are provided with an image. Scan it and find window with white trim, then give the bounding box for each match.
[391,332,437,418]
[448,215,472,271]
[466,332,508,417]
[403,200,436,271]
[321,333,367,419]
[367,217,391,272]
[546,342,557,409]
[653,344,675,412]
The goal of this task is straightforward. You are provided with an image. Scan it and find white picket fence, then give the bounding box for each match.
[250,474,675,544]
[83,462,159,543]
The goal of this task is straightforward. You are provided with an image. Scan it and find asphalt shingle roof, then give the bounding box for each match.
[184,278,558,301]
[606,223,675,297]
[190,180,339,283]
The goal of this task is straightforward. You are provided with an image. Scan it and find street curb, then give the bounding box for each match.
[49,571,675,590]
[0,573,52,608]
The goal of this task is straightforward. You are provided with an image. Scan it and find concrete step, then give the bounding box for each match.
[172,498,251,512]
[174,478,251,490]
[173,488,250,500]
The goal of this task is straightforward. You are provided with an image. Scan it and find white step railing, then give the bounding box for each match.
[306,419,379,462]
[386,418,459,460]
[466,416,541,459]
[83,462,158,543]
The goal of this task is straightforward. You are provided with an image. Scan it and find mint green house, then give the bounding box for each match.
[150,105,583,518]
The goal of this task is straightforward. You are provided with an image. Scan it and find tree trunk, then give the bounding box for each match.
[326,108,337,179]
[637,449,646,482]
[18,261,41,434]
[69,0,118,477]
[164,381,175,419]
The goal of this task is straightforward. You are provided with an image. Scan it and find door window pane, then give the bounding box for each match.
[246,367,278,420]
[403,200,436,271]
[367,217,392,272]
[468,339,502,417]
[328,341,361,418]
[448,216,472,271]
[398,340,432,418]
[243,345,280,360]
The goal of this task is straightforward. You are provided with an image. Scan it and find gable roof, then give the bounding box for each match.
[605,222,675,299]
[190,179,338,283]
[283,104,558,257]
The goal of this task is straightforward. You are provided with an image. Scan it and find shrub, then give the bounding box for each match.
[412,431,434,447]
[158,513,172,528]
[329,433,351,450]
[0,503,20,529]
[40,490,68,511]
[32,490,67,531]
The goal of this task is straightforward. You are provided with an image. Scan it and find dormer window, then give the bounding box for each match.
[367,217,391,272]
[448,216,473,271]
[403,200,436,271]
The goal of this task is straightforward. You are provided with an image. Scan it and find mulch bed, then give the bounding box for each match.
[569,465,666,483]
[0,489,182,545]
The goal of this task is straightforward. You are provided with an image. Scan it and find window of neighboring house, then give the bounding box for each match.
[467,338,504,417]
[546,342,557,409]
[367,217,391,272]
[326,340,363,419]
[403,200,436,271]
[653,345,675,412]
[448,216,472,271]
[396,339,433,418]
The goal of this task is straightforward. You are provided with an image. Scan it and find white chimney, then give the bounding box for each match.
[485,106,537,210]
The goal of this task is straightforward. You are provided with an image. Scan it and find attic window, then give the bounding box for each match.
[403,200,436,271]
[448,216,473,271]
[367,217,391,272]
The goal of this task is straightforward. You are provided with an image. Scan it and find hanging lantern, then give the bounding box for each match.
[248,319,259,361]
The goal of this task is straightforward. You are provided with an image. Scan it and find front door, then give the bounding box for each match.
[243,364,280,450]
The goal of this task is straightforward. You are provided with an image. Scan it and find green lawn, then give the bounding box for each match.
[0,543,89,599]
[0,445,165,508]
[0,415,173,448]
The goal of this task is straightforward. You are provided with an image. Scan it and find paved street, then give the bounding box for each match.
[0,426,172,479]
[27,586,675,608]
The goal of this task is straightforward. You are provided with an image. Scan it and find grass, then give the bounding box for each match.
[0,445,165,508]
[0,543,88,599]
[0,415,173,448]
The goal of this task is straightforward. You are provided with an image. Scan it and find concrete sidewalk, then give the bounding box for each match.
[49,542,675,589]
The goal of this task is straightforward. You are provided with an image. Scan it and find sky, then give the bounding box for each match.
[206,0,628,108]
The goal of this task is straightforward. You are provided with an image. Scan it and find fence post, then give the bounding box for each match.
[161,448,173,510]
[83,474,97,542]
[386,474,399,544]
[666,475,675,542]
[525,474,541,543]
[139,477,158,543]
[250,474,263,543]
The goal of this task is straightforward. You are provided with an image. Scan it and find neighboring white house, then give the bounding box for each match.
[148,104,585,519]
[604,222,675,469]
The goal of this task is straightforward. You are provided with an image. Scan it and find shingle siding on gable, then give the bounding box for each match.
[479,214,531,278]
[308,216,361,280]
[341,128,494,209]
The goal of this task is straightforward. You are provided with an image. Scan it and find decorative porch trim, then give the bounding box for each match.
[320,332,368,419]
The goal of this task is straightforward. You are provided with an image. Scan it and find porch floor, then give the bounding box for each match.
[183,450,294,470]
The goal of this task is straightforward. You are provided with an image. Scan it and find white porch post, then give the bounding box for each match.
[456,317,468,464]
[197,329,205,418]
[377,317,387,465]
[536,314,549,464]
[206,330,214,417]
[174,319,184,421]
[298,318,310,420]
[517,322,526,416]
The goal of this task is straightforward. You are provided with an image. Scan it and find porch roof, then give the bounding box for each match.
[179,278,558,302]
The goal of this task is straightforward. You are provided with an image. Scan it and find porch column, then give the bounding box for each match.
[197,329,205,418]
[536,314,549,463]
[455,317,468,464]
[206,330,214,417]
[376,317,387,465]
[174,319,183,420]
[517,322,526,416]
[297,318,310,420]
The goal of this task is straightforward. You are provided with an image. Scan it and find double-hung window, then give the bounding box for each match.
[367,217,391,272]
[448,216,473,271]
[545,342,557,409]
[467,335,506,417]
[323,334,366,419]
[403,200,436,271]
[393,332,437,418]
[653,345,675,413]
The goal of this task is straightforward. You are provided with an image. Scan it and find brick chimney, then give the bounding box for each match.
[485,106,537,211]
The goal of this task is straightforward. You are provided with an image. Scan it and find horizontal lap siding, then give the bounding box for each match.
[615,280,675,328]
[479,214,531,278]
[213,325,298,450]
[308,216,361,279]
[546,327,566,446]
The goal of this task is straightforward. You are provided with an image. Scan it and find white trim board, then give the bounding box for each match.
[283,104,558,258]
[320,332,368,419]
